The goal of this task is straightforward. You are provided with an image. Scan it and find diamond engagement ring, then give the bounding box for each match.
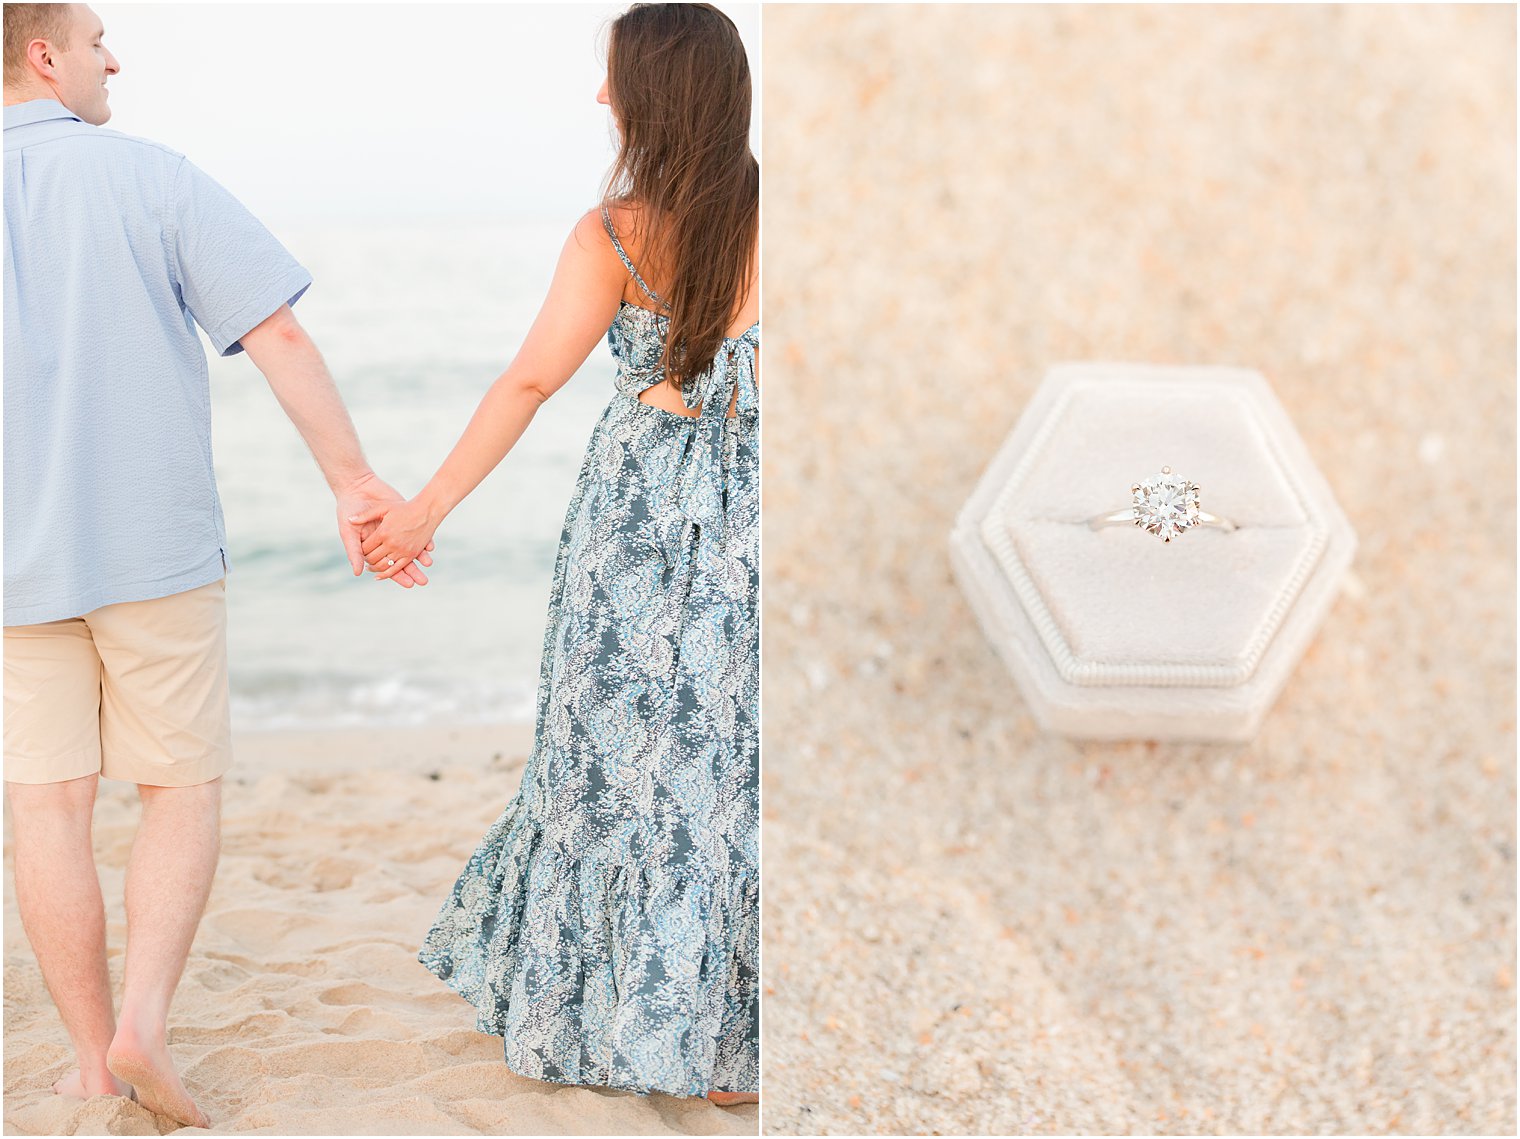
[1086,466,1238,542]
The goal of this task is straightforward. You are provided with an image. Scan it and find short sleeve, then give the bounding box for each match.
[167,158,312,357]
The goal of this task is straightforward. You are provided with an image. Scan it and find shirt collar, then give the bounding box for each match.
[4,99,83,131]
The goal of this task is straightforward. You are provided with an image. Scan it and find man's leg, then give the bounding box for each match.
[106,778,219,1129]
[89,579,232,1129]
[4,616,131,1099]
[7,776,133,1099]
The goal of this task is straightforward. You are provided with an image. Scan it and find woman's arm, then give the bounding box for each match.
[355,209,626,579]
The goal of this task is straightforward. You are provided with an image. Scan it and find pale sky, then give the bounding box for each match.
[93,3,760,224]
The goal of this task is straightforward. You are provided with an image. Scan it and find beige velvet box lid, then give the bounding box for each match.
[949,363,1357,742]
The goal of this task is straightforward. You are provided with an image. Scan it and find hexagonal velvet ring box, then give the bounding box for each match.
[949,363,1357,742]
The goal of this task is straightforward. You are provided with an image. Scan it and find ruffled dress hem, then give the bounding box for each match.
[417,795,759,1098]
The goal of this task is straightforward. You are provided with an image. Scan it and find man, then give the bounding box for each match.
[3,4,429,1127]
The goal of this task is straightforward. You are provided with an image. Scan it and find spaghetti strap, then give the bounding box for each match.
[600,205,669,310]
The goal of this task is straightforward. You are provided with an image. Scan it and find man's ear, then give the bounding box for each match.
[26,38,56,81]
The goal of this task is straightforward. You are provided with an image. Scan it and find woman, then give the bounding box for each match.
[353,3,758,1103]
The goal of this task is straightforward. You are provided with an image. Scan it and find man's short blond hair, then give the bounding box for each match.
[3,4,74,88]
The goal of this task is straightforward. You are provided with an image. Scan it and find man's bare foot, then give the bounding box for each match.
[106,1028,208,1129]
[708,1091,759,1106]
[51,1068,134,1100]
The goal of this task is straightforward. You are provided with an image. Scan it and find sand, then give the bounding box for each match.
[760,4,1515,1135]
[3,725,758,1136]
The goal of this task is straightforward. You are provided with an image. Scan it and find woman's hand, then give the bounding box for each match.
[336,473,433,587]
[353,496,441,582]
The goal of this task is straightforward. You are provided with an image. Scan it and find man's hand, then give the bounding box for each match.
[335,473,434,588]
[353,494,442,583]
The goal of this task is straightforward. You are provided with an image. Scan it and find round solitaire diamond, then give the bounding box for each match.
[1131,467,1201,542]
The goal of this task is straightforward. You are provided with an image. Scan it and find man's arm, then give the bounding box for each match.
[238,304,431,587]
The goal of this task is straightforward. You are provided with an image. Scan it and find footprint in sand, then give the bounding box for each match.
[206,909,325,956]
[421,1028,510,1061]
[385,840,479,865]
[316,980,461,1011]
[308,940,428,986]
[188,957,254,993]
[323,1006,410,1038]
[250,856,362,893]
[8,1088,159,1137]
[182,1044,269,1108]
[399,1057,538,1101]
[259,1037,437,1082]
[173,1010,294,1045]
[198,947,329,979]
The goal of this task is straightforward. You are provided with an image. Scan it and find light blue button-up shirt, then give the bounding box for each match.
[4,99,311,625]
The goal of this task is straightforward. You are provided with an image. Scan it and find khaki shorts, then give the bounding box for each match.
[4,578,232,786]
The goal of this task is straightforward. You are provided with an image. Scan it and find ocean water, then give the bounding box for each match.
[208,218,610,730]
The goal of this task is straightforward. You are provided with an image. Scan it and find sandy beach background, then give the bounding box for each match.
[3,726,758,1136]
[761,5,1515,1135]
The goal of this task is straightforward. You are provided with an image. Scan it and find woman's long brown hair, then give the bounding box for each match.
[603,3,758,390]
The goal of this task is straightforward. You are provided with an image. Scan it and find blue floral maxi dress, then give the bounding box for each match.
[418,209,759,1096]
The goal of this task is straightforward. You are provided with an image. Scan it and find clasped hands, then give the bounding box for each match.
[335,472,440,588]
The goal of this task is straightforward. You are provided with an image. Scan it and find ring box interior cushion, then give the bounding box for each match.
[949,363,1357,742]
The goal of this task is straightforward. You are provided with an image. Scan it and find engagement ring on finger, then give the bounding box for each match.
[386,558,396,567]
[1085,466,1238,542]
